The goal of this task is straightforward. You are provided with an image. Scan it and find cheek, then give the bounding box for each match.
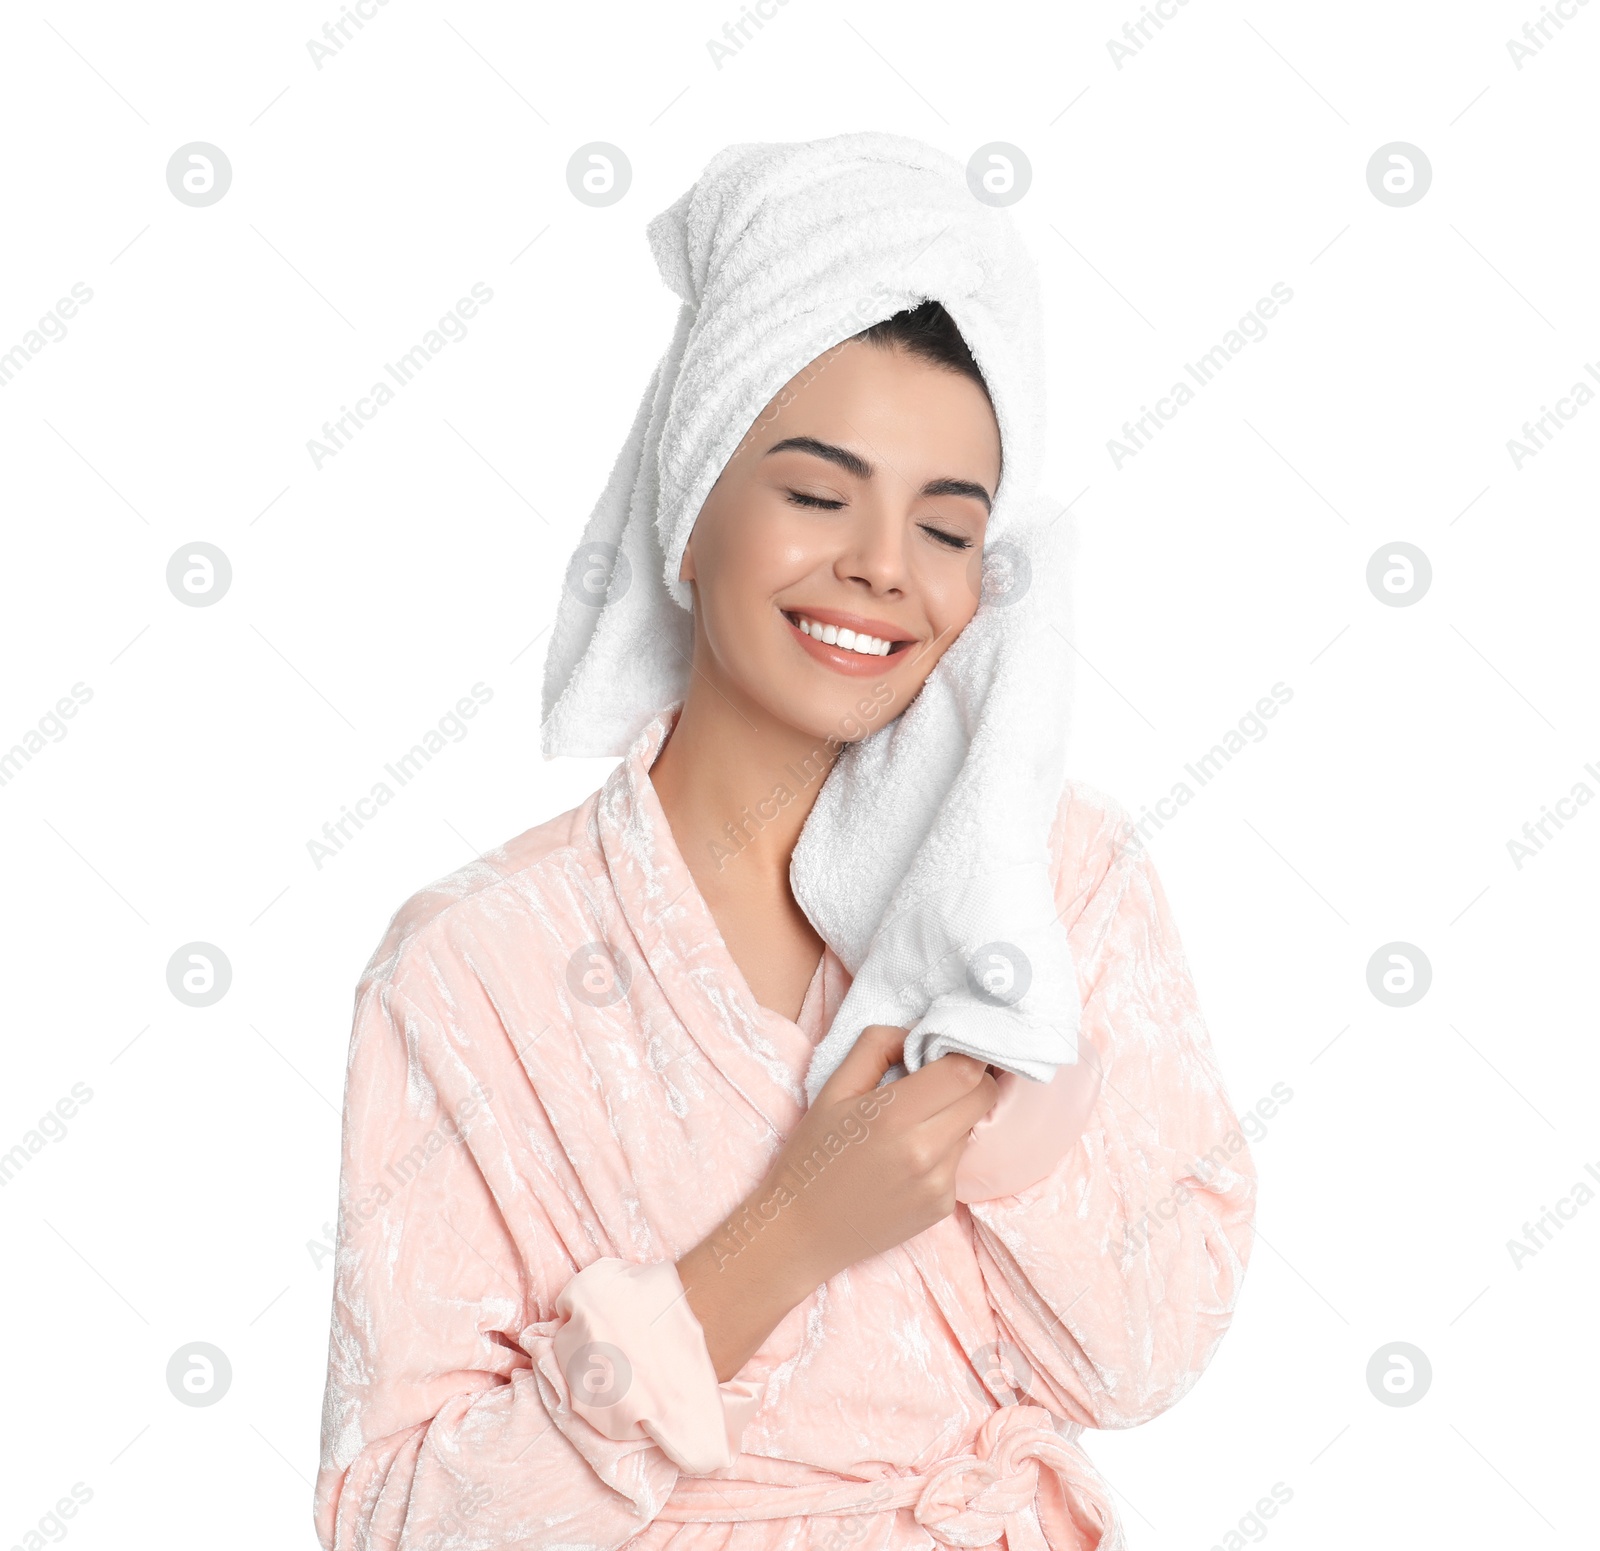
[696,514,802,648]
[720,515,806,598]
[723,501,827,605]
[761,501,833,570]
[919,551,985,637]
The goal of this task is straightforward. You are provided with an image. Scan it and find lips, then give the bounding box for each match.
[788,614,896,657]
[780,605,917,677]
[782,606,915,650]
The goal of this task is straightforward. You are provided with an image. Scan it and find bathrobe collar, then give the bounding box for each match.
[590,702,1047,1368]
[592,698,819,1142]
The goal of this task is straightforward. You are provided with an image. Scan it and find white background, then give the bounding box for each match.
[2,2,1595,1547]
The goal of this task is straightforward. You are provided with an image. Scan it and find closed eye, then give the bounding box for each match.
[922,524,973,551]
[784,489,846,510]
[786,490,974,550]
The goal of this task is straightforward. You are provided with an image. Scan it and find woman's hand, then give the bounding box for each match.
[678,1025,997,1381]
[759,1023,999,1288]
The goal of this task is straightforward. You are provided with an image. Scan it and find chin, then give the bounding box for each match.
[781,676,902,749]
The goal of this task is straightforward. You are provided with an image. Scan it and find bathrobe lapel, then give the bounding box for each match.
[594,702,816,1159]
[592,701,995,1381]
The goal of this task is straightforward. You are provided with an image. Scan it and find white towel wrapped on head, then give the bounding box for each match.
[539,130,1083,1106]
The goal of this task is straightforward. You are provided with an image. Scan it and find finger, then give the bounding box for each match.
[892,1049,989,1106]
[816,1024,908,1105]
[921,1063,1002,1141]
[857,1050,979,1133]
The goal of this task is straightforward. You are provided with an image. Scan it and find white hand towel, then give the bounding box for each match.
[539,131,1082,1104]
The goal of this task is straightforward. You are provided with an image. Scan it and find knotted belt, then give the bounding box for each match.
[655,1404,1125,1551]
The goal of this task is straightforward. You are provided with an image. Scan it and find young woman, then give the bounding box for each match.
[314,135,1256,1551]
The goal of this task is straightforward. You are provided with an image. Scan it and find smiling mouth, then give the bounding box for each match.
[781,609,914,658]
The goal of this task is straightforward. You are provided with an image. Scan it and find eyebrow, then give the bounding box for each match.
[763,435,993,515]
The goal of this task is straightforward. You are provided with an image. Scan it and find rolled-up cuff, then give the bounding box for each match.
[551,1256,762,1475]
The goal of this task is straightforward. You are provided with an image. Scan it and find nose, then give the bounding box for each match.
[834,494,910,597]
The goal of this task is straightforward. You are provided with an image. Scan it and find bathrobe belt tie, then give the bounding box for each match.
[656,1404,1121,1550]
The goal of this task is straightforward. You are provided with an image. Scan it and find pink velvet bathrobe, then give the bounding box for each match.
[313,701,1257,1551]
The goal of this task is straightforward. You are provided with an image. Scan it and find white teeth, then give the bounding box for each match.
[793,613,893,656]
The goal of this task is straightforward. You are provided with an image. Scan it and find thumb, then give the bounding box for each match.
[817,1024,907,1105]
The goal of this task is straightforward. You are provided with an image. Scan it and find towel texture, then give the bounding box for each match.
[539,131,1082,1103]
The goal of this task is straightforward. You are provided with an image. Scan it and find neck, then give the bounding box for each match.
[648,685,843,897]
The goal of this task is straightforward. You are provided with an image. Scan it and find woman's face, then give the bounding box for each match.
[679,337,1002,747]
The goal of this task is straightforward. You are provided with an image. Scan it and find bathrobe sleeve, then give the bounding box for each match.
[313,929,745,1551]
[963,788,1257,1429]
